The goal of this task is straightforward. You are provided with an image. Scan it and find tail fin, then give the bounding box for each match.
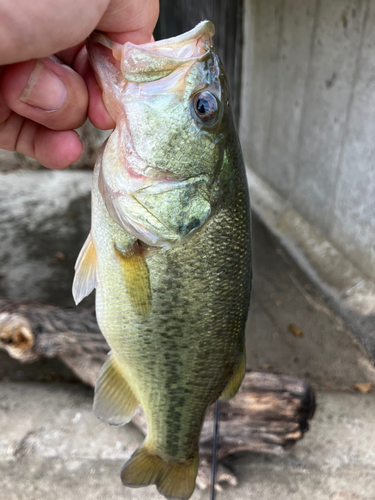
[121,441,198,500]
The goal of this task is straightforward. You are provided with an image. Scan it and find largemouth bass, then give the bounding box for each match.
[73,21,251,500]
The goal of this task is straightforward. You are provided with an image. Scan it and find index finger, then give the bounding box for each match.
[97,0,159,44]
[70,0,159,130]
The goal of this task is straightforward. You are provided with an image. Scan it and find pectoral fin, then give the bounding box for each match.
[219,354,246,401]
[72,232,97,305]
[94,354,139,426]
[115,241,152,317]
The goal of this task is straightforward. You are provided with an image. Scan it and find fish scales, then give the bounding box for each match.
[92,139,250,460]
[73,21,251,500]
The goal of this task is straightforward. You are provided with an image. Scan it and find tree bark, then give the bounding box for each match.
[0,299,315,488]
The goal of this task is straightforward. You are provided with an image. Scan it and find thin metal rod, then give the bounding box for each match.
[210,400,220,500]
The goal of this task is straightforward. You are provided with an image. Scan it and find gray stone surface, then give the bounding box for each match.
[265,0,317,197]
[246,211,375,390]
[0,170,93,308]
[331,3,375,285]
[240,0,375,283]
[0,150,19,172]
[1,382,375,500]
[291,0,367,236]
[247,167,375,362]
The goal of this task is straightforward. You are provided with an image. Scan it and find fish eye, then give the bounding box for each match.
[192,91,219,124]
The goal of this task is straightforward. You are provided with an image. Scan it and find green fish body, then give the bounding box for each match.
[73,21,251,500]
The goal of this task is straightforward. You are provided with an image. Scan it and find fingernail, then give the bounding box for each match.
[19,60,67,111]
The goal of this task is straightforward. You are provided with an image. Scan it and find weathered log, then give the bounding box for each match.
[0,299,315,489]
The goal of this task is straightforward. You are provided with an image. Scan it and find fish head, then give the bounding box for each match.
[87,22,236,247]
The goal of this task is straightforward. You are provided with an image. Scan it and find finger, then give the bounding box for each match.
[86,67,116,129]
[70,0,159,131]
[57,44,114,130]
[73,31,155,131]
[0,56,88,131]
[32,127,83,169]
[0,0,111,65]
[0,0,159,65]
[56,42,85,66]
[0,110,82,169]
[98,0,159,43]
[0,69,12,125]
[74,45,115,130]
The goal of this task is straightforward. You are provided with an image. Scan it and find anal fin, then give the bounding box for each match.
[72,231,97,305]
[94,354,139,426]
[121,440,198,500]
[219,354,246,401]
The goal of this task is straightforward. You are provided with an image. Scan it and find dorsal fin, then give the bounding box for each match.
[72,232,97,305]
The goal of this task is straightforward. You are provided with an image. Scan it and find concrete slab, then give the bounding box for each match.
[246,213,375,391]
[247,168,375,368]
[1,382,375,500]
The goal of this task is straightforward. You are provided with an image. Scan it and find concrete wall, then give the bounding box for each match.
[240,0,375,282]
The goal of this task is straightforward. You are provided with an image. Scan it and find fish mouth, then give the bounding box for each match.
[88,21,215,86]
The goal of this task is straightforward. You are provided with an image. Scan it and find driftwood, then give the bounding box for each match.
[0,299,315,490]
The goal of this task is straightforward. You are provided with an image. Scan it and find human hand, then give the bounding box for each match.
[0,0,159,169]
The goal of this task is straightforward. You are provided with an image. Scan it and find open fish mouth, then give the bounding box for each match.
[88,21,215,85]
